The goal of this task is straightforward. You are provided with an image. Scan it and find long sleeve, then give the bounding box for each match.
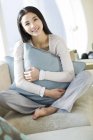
[42,35,75,82]
[14,42,45,96]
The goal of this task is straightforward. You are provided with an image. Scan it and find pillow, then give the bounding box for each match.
[23,43,86,87]
[5,55,86,84]
[5,44,86,88]
[0,117,30,140]
[5,56,14,83]
[23,43,70,89]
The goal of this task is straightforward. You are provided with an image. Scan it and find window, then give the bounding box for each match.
[55,0,88,57]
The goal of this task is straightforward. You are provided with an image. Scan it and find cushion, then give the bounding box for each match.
[87,90,93,126]
[0,117,30,140]
[23,43,69,89]
[5,56,14,83]
[5,46,86,83]
[23,43,86,89]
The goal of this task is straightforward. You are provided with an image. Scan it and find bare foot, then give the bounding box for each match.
[32,107,58,120]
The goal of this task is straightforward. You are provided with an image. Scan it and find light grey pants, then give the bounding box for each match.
[0,70,93,114]
[52,70,93,112]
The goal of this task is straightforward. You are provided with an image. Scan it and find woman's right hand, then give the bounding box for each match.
[44,88,65,100]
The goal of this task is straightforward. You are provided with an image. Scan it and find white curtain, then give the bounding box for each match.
[55,0,88,57]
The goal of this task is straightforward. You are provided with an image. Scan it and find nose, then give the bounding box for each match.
[31,23,34,28]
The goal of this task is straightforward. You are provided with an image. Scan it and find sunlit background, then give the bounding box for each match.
[0,0,93,60]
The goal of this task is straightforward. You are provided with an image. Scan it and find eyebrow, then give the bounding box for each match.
[32,15,38,19]
[23,15,38,24]
[24,21,29,24]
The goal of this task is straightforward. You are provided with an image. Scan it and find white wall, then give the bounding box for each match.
[0,0,66,57]
[81,0,93,52]
[37,0,66,39]
[0,0,93,57]
[0,0,24,56]
[0,4,6,59]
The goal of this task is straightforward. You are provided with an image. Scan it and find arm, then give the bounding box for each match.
[14,41,45,96]
[40,36,75,82]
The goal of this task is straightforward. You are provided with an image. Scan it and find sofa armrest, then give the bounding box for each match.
[0,62,11,91]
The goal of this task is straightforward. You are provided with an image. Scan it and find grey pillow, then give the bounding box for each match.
[6,44,86,88]
[23,43,70,89]
[5,55,86,84]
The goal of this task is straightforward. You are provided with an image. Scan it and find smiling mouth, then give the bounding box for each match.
[32,27,39,32]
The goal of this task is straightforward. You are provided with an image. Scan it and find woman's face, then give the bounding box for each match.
[21,12,43,36]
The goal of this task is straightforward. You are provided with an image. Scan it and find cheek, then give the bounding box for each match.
[39,22,43,30]
[38,20,43,28]
[23,26,30,33]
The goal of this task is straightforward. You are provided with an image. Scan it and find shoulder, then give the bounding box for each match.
[49,34,68,53]
[14,40,23,51]
[49,34,65,43]
[13,40,24,57]
[15,40,23,47]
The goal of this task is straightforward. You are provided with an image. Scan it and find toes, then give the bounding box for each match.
[32,114,37,120]
[32,108,41,120]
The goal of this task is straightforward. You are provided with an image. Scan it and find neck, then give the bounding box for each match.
[31,32,49,49]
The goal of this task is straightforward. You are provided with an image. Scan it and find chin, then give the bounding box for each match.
[32,32,41,36]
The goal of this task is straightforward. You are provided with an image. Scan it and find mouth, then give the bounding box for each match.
[32,27,39,33]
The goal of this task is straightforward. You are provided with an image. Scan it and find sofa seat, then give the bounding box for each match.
[4,111,90,134]
[4,87,93,134]
[28,126,93,140]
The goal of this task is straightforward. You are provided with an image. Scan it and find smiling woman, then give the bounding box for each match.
[0,6,93,121]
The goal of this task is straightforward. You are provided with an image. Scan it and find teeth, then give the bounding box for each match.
[32,28,38,32]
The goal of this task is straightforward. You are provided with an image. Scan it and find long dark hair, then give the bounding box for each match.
[17,6,52,42]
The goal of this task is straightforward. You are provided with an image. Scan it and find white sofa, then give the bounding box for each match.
[0,59,93,135]
[28,126,93,140]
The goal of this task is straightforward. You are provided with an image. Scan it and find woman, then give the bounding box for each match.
[0,6,93,120]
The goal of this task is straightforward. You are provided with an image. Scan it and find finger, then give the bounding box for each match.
[58,89,65,92]
[24,70,32,75]
[24,75,32,80]
[31,67,35,71]
[24,71,30,75]
[27,79,32,82]
[24,72,32,77]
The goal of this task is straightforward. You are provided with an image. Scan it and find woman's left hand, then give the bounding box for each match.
[24,67,40,82]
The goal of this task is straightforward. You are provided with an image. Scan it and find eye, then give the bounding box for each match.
[33,18,38,21]
[25,22,30,26]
